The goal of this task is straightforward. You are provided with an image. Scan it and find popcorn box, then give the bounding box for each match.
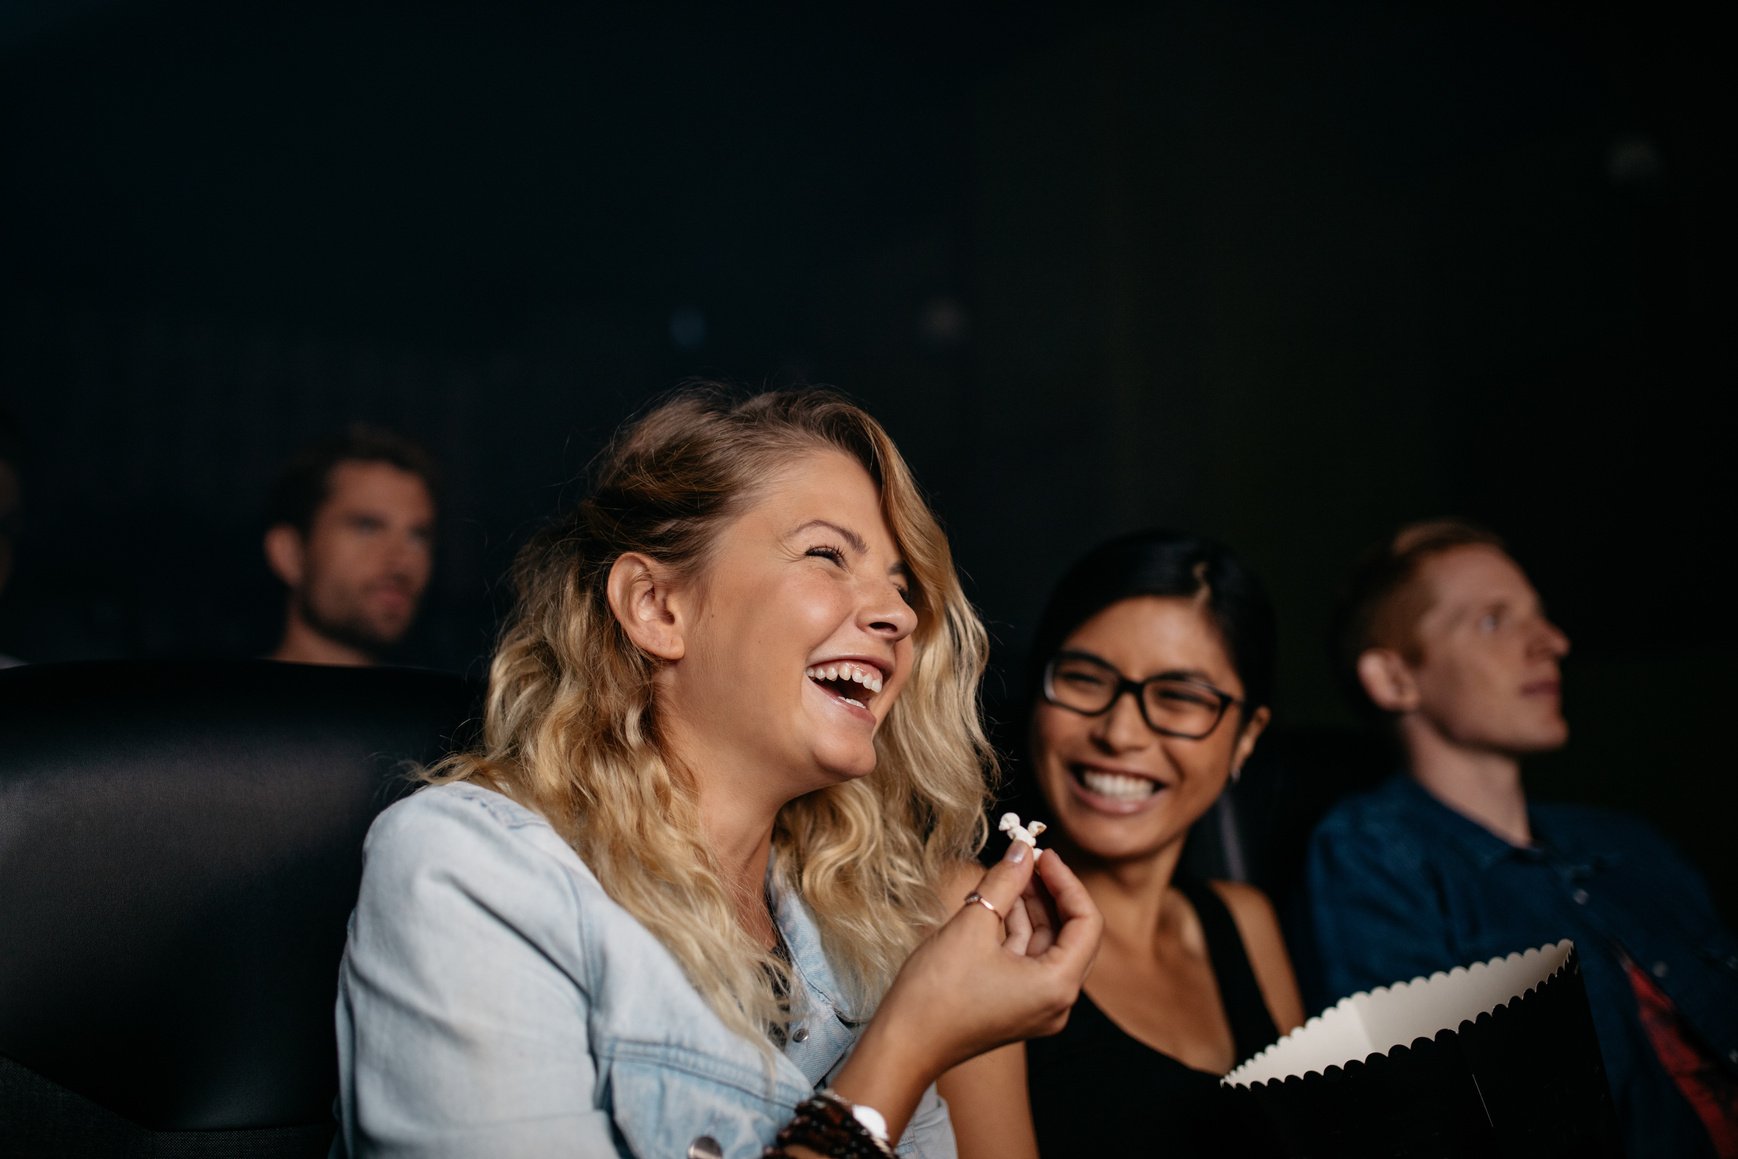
[1221,941,1621,1158]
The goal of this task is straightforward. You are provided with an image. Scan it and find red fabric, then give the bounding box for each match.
[1625,957,1738,1158]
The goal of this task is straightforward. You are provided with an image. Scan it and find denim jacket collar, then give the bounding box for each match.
[767,856,872,1088]
[1388,774,1620,876]
[771,863,866,1023]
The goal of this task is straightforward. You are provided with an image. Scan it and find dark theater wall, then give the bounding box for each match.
[946,3,1736,913]
[2,1,1733,911]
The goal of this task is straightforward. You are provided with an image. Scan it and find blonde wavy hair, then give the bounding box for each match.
[428,386,994,1043]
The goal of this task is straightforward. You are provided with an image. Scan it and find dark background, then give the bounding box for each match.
[2,1,1733,911]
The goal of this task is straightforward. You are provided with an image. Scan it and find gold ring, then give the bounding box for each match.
[962,891,999,916]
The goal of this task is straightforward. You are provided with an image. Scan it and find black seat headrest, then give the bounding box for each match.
[0,659,478,1138]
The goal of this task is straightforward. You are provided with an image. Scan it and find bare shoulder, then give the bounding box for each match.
[1208,879,1279,926]
[1206,880,1291,980]
[1207,879,1305,1034]
[938,1043,1038,1159]
[933,856,1040,1159]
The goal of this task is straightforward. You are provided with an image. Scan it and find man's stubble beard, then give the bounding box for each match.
[297,585,411,660]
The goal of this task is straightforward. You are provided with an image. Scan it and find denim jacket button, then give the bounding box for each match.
[687,1136,724,1159]
[1571,888,1589,905]
[791,1026,810,1043]
[1651,961,1669,979]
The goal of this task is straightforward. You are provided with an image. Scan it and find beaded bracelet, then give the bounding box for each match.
[762,1089,895,1159]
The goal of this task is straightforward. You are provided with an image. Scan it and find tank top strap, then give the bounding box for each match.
[1175,875,1281,1063]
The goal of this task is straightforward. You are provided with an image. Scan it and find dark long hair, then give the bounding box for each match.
[1027,529,1277,717]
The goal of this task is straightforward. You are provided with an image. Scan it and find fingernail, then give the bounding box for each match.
[1004,840,1028,865]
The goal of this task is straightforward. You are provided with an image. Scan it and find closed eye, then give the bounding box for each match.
[1053,663,1113,689]
[1153,684,1220,709]
[806,544,847,566]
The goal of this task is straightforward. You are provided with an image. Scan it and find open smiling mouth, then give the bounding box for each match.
[804,662,884,711]
[1073,766,1164,802]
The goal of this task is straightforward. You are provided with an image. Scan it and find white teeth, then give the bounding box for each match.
[1080,770,1159,800]
[805,662,884,695]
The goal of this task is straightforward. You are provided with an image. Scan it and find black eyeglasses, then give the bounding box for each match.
[1041,651,1244,740]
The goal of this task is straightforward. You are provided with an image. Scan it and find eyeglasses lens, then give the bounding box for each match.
[1141,681,1223,737]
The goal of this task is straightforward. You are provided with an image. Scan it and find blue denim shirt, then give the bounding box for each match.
[1305,774,1738,1159]
[333,781,955,1158]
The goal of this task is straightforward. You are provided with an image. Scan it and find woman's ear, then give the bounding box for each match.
[606,552,686,661]
[1231,703,1272,778]
[1356,647,1420,713]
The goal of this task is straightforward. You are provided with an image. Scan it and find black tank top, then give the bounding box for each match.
[1026,877,1281,1157]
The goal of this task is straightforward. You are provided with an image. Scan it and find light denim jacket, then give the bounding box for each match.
[334,781,955,1158]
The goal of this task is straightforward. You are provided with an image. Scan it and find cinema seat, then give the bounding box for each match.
[0,659,476,1158]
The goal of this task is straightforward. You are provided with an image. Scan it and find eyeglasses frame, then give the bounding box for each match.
[1040,650,1245,740]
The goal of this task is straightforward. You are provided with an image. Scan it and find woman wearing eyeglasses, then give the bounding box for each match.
[991,530,1304,1157]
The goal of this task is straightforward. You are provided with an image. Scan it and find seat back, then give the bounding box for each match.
[0,659,477,1157]
[1180,723,1393,900]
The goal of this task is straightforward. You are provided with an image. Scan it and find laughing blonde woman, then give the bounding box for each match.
[333,387,1100,1158]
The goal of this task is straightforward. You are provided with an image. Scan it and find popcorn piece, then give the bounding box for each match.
[998,812,1047,860]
